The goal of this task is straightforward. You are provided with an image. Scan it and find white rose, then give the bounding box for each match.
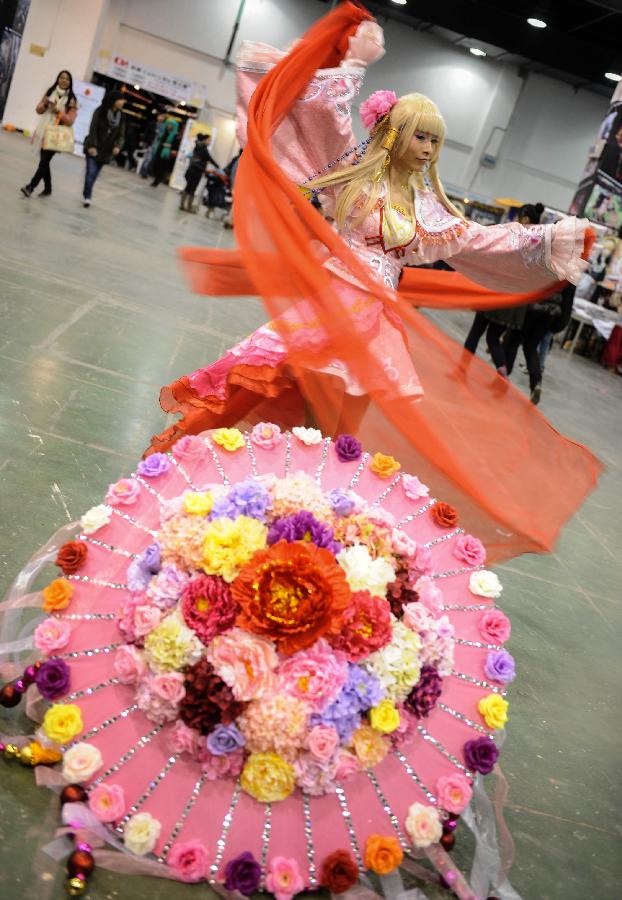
[468,570,502,598]
[123,812,162,856]
[337,544,395,598]
[62,742,103,782]
[80,504,112,534]
[292,426,323,445]
[405,802,442,848]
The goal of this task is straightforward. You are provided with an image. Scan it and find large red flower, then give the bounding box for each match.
[232,540,351,655]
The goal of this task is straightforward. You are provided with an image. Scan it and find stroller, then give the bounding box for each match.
[202,169,230,219]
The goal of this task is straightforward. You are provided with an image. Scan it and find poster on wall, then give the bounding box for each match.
[570,89,622,231]
[72,80,105,156]
[98,55,208,108]
[0,0,31,119]
[170,118,214,192]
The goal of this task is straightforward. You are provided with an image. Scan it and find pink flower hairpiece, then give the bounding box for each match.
[360,90,398,131]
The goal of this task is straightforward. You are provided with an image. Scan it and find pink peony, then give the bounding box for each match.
[88,783,126,822]
[250,422,283,450]
[113,644,147,684]
[479,609,511,644]
[167,838,209,882]
[414,577,444,615]
[132,604,162,637]
[391,529,417,559]
[436,773,473,814]
[266,857,304,900]
[181,575,238,644]
[359,89,398,130]
[294,753,338,796]
[334,749,361,782]
[402,601,431,634]
[167,719,202,757]
[33,617,72,654]
[199,746,244,781]
[151,672,186,704]
[207,628,278,701]
[307,725,340,763]
[454,534,486,567]
[413,545,433,576]
[279,640,347,711]
[391,705,419,748]
[172,434,207,462]
[136,677,181,724]
[330,591,392,662]
[105,477,140,507]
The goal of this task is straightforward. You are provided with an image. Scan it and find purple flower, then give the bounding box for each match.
[405,664,442,718]
[210,479,270,521]
[206,723,245,756]
[312,709,361,742]
[137,453,170,478]
[267,510,342,554]
[335,434,362,462]
[35,658,71,700]
[484,650,516,684]
[127,558,152,592]
[139,542,161,577]
[329,489,355,517]
[224,851,261,896]
[315,664,384,739]
[464,736,499,774]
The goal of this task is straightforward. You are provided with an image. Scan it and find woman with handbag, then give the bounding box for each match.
[82,91,126,207]
[20,70,77,198]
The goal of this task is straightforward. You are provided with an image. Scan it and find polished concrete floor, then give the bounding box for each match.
[0,131,620,900]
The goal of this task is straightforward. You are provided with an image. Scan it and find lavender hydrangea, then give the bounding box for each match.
[312,664,384,740]
[267,511,342,554]
[329,489,356,518]
[210,479,270,521]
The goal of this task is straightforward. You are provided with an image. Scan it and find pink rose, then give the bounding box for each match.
[334,749,360,782]
[436,773,472,814]
[479,609,511,644]
[199,746,244,780]
[151,672,186,704]
[136,679,179,724]
[367,509,395,529]
[88,783,126,822]
[105,477,140,507]
[391,529,417,559]
[414,545,433,576]
[403,602,431,634]
[279,640,347,712]
[391,705,418,748]
[266,857,304,900]
[402,474,429,500]
[168,720,202,757]
[113,645,147,684]
[454,534,486,567]
[307,725,339,763]
[132,604,162,637]
[167,838,209,882]
[207,628,278,701]
[250,422,283,450]
[414,577,444,615]
[172,434,207,461]
[33,617,72,654]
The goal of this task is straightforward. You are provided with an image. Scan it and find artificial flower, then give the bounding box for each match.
[294,752,338,796]
[240,752,296,802]
[172,434,207,461]
[167,839,210,882]
[224,851,262,895]
[199,746,245,781]
[80,504,112,534]
[233,540,351,655]
[314,664,383,741]
[250,422,283,449]
[201,515,267,583]
[469,570,502,598]
[143,610,203,673]
[454,534,486,567]
[131,603,162,638]
[370,452,401,479]
[179,658,245,734]
[334,434,362,462]
[105,477,140,506]
[146,564,189,609]
[292,426,322,445]
[42,703,83,744]
[391,528,417,559]
[238,694,309,761]
[210,479,271,521]
[123,812,162,856]
[183,491,213,516]
[33,617,72,654]
[414,576,444,615]
[113,644,147,684]
[35,659,71,700]
[206,723,245,756]
[271,472,332,519]
[278,640,347,710]
[62,742,103,782]
[320,849,359,893]
[405,803,442,848]
[137,453,170,477]
[369,699,400,734]
[137,676,184,725]
[436,773,472,814]
[360,89,398,129]
[413,545,433,576]
[405,664,442,718]
[478,693,509,730]
[207,628,278,701]
[307,724,340,762]
[266,856,304,900]
[484,650,516,684]
[330,590,392,661]
[88,783,126,822]
[364,621,421,702]
[180,574,238,644]
[479,608,511,643]
[55,540,87,575]
[352,724,389,767]
[364,834,403,875]
[334,749,360,781]
[168,719,202,757]
[212,427,245,452]
[463,736,499,774]
[329,488,356,517]
[431,502,458,528]
[267,510,341,554]
[41,577,74,612]
[402,474,429,499]
[337,544,395,598]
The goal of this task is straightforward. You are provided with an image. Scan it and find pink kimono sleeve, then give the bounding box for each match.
[236,41,365,185]
[446,217,589,292]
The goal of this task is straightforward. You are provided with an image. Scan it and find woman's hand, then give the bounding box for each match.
[342,21,385,67]
[87,147,98,157]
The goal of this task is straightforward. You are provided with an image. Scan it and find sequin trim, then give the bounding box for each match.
[348,453,370,488]
[65,677,120,701]
[314,437,332,484]
[157,773,209,862]
[334,785,364,869]
[209,783,241,881]
[203,437,229,485]
[115,755,180,833]
[132,473,167,503]
[56,642,120,660]
[366,770,410,850]
[259,803,272,888]
[423,528,464,549]
[90,724,164,788]
[417,726,474,777]
[456,638,501,650]
[244,432,259,477]
[67,574,127,590]
[370,473,403,508]
[396,499,436,527]
[62,703,138,750]
[302,793,317,888]
[79,536,138,559]
[110,507,158,537]
[437,702,489,735]
[167,453,199,490]
[444,603,497,611]
[283,432,292,476]
[452,671,507,695]
[432,565,483,580]
[393,750,437,804]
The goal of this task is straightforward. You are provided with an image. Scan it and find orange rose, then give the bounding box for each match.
[55,540,88,575]
[364,834,403,875]
[42,578,74,612]
[370,452,401,479]
[431,502,459,528]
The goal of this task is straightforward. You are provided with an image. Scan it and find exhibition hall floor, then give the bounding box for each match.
[0,131,620,899]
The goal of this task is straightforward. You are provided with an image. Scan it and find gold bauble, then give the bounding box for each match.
[3,743,19,760]
[18,745,34,766]
[66,877,87,897]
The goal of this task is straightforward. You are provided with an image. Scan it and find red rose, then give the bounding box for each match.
[320,850,359,893]
[55,540,88,575]
[431,502,458,528]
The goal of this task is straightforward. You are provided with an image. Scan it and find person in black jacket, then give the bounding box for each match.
[82,91,126,207]
[179,134,218,212]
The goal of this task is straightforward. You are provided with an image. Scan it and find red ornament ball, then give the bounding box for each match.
[440,831,456,852]
[67,849,95,878]
[0,684,22,708]
[60,784,88,806]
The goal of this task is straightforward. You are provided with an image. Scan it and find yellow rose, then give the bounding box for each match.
[352,724,389,767]
[41,577,74,612]
[478,693,509,730]
[212,428,245,452]
[369,699,400,734]
[370,452,401,479]
[183,491,213,516]
[42,703,83,744]
[202,515,267,583]
[241,752,295,802]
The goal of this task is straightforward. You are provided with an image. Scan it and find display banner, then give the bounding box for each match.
[99,56,208,108]
[72,80,105,156]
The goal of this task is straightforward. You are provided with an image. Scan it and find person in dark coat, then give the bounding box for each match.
[179,134,218,212]
[82,91,126,207]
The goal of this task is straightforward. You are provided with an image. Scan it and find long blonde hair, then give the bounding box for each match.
[309,93,463,235]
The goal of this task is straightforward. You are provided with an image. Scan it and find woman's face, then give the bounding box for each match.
[57,72,71,90]
[407,131,439,170]
[113,99,126,111]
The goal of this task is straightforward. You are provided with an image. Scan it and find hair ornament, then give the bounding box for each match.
[359,90,398,130]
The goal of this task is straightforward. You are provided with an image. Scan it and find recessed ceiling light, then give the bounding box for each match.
[391,0,408,5]
[527,17,547,28]
[469,47,487,57]
[605,72,622,82]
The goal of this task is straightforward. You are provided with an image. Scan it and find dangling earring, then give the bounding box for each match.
[373,125,400,183]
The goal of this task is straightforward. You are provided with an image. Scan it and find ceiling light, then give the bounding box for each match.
[180,100,186,106]
[605,72,622,82]
[469,47,487,57]
[527,17,547,28]
[391,0,408,5]
[133,84,140,90]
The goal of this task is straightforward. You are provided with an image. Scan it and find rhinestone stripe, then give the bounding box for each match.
[456,638,501,650]
[366,770,410,850]
[55,612,116,621]
[203,438,229,485]
[314,437,332,484]
[167,454,198,490]
[334,785,364,869]
[68,574,127,590]
[79,536,138,559]
[244,433,259,477]
[348,453,370,488]
[115,755,180,832]
[444,603,497,611]
[393,751,437,804]
[259,803,272,887]
[157,773,209,861]
[417,726,474,777]
[370,473,403,507]
[423,528,464,549]
[56,642,120,659]
[432,565,482,580]
[283,432,292,476]
[63,703,138,750]
[396,499,436,527]
[65,677,120,701]
[302,794,317,887]
[132,473,167,503]
[452,671,507,695]
[90,725,164,787]
[209,782,241,881]
[110,507,158,537]
[437,702,489,735]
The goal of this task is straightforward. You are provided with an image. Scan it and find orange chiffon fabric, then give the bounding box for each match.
[152,1,602,562]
